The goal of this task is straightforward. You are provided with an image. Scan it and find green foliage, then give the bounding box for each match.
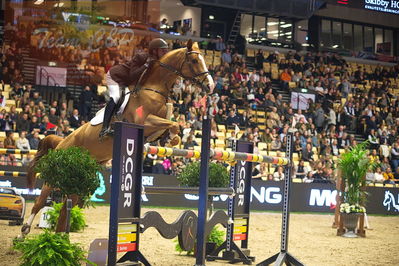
[173,238,193,256]
[338,141,377,209]
[35,147,102,201]
[207,226,225,247]
[177,161,229,188]
[46,203,86,232]
[174,226,225,255]
[13,230,93,266]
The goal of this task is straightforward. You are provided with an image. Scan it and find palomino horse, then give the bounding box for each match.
[22,40,214,235]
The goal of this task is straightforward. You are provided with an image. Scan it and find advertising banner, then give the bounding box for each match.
[364,0,399,14]
[35,66,67,86]
[2,170,398,215]
[291,92,316,110]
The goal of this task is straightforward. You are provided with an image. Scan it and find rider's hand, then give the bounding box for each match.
[145,57,156,67]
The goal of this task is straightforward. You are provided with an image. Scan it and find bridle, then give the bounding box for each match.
[158,49,210,91]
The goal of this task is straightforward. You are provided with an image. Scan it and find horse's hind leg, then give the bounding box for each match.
[21,184,52,236]
[55,194,79,233]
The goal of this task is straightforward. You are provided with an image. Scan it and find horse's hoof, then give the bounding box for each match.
[21,224,31,235]
[168,136,181,147]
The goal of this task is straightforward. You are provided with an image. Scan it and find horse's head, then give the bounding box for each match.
[383,190,392,207]
[160,40,215,94]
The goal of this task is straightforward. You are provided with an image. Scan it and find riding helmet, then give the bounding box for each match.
[149,38,169,49]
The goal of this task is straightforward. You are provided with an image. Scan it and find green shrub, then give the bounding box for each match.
[46,203,86,232]
[177,161,229,188]
[174,226,225,255]
[14,230,92,266]
[35,147,102,201]
[207,226,225,247]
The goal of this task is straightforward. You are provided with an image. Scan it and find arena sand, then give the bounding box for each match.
[1,203,398,265]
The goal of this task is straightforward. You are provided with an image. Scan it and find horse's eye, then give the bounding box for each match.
[192,59,198,64]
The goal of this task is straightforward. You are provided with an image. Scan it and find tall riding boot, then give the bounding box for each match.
[99,100,117,138]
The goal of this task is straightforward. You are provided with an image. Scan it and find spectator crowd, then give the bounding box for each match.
[1,20,399,186]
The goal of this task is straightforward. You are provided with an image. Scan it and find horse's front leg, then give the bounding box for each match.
[144,114,180,146]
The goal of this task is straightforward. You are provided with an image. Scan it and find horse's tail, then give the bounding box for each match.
[27,135,64,189]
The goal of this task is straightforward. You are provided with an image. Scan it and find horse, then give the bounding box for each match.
[383,190,399,212]
[21,40,215,235]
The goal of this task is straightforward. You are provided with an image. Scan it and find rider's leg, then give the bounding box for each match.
[99,84,120,138]
[99,98,117,137]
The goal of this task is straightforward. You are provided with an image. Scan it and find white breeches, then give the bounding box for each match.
[106,71,121,103]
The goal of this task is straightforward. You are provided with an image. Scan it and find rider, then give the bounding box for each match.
[99,38,170,138]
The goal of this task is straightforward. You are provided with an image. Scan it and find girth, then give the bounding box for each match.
[142,88,169,100]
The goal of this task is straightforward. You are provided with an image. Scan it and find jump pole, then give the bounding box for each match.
[257,132,303,266]
[0,148,37,155]
[195,115,211,266]
[107,122,291,265]
[207,139,255,264]
[0,171,28,177]
[107,122,148,266]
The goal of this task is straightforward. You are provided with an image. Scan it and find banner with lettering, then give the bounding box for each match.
[2,171,398,215]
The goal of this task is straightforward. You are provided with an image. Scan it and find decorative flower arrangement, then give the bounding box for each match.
[338,141,377,214]
[339,203,366,214]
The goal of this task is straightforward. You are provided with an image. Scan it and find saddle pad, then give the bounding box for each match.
[90,88,130,126]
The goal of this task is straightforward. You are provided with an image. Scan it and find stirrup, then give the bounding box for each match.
[99,128,114,139]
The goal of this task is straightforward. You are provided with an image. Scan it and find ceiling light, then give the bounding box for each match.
[280,24,292,28]
[268,30,278,34]
[267,22,278,26]
[34,0,44,5]
[332,45,338,48]
[209,15,214,20]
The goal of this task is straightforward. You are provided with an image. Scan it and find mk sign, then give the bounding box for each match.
[309,189,337,207]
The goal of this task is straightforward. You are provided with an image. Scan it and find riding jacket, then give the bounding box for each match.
[109,53,149,88]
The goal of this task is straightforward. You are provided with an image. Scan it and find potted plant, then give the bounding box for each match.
[176,161,229,254]
[14,230,92,266]
[46,202,87,233]
[35,147,102,232]
[13,147,100,265]
[338,141,376,237]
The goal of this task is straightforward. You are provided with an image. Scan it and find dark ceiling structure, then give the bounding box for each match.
[181,0,326,19]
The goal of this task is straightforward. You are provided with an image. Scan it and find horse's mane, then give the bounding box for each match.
[161,47,186,64]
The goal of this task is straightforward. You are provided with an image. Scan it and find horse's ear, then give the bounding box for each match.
[192,42,199,50]
[187,39,193,51]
